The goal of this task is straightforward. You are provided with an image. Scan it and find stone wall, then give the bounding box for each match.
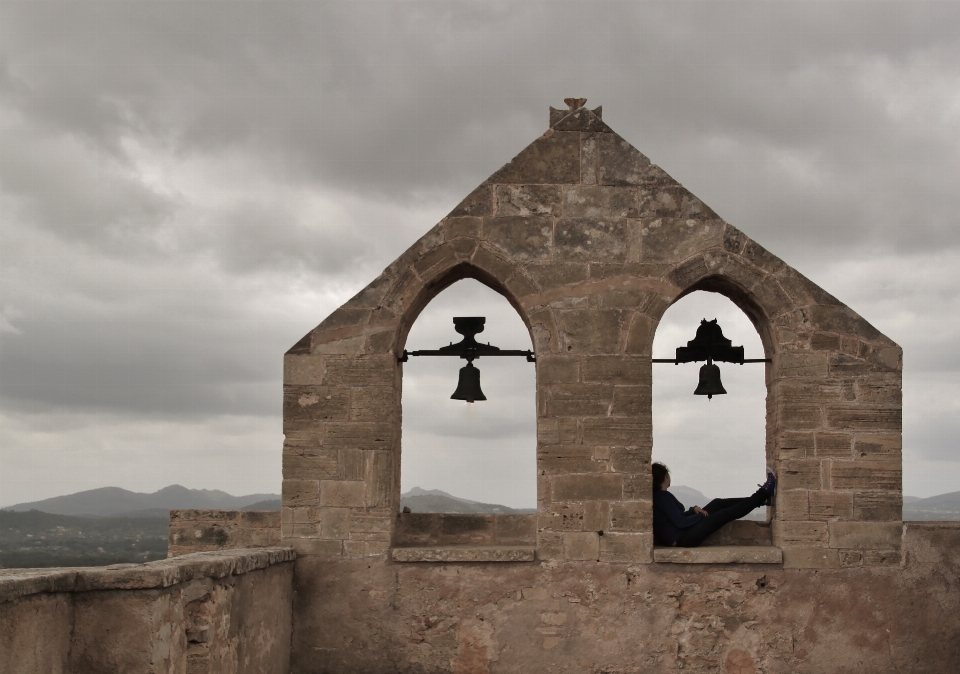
[290,522,959,673]
[0,547,295,674]
[169,509,281,557]
[281,100,903,567]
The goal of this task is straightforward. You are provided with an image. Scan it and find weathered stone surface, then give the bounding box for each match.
[582,356,650,384]
[490,131,581,184]
[640,218,724,264]
[391,546,535,563]
[829,522,902,549]
[778,352,828,378]
[830,460,901,491]
[558,309,624,353]
[483,216,553,260]
[654,545,782,564]
[773,521,829,547]
[809,491,854,520]
[319,480,366,507]
[448,182,493,217]
[854,492,902,521]
[599,532,652,563]
[562,186,638,219]
[555,217,629,261]
[563,532,600,560]
[495,184,561,216]
[782,547,839,569]
[552,474,623,501]
[597,133,657,185]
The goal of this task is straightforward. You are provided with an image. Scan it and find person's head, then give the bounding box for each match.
[652,462,670,491]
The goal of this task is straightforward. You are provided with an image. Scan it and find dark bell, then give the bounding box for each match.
[694,362,726,400]
[451,362,486,403]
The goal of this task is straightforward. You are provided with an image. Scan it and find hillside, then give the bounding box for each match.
[3,485,280,518]
[0,510,168,569]
[401,488,535,514]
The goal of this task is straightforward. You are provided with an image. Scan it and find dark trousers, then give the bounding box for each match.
[675,490,767,548]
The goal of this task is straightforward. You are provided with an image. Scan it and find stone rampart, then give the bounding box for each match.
[169,509,281,557]
[0,547,295,674]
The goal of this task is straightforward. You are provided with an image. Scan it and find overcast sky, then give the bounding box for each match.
[2,1,958,507]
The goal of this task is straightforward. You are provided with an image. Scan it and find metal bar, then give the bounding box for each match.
[652,358,771,364]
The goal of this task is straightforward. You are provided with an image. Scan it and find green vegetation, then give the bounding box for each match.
[0,510,168,569]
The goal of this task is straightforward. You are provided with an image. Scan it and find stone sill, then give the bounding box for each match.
[654,545,782,565]
[391,546,536,563]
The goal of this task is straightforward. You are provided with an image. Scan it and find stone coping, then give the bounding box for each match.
[391,546,536,563]
[654,546,783,565]
[0,547,296,603]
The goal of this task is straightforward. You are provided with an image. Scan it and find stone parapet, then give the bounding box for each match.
[168,509,281,557]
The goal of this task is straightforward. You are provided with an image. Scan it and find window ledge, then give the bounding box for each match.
[391,546,535,563]
[654,545,782,565]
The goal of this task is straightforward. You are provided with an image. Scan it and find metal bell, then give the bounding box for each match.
[451,362,486,403]
[694,362,726,400]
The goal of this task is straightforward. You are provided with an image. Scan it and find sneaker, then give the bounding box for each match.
[761,469,777,505]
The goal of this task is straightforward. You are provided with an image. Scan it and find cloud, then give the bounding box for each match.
[1,1,958,502]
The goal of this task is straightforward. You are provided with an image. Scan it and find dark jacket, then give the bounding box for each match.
[653,489,703,545]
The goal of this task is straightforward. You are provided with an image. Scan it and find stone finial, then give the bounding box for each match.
[564,97,588,110]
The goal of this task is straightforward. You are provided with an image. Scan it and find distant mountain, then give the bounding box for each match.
[903,491,960,521]
[401,488,535,514]
[2,485,280,518]
[666,486,711,508]
[243,499,281,511]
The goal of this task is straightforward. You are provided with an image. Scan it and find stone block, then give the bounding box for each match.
[654,546,782,564]
[483,216,553,261]
[609,501,650,531]
[773,521,828,547]
[537,417,579,446]
[641,218,724,265]
[319,480,366,507]
[441,215,482,240]
[391,546,535,563]
[582,356,650,384]
[778,380,845,402]
[830,460,901,491]
[779,403,823,430]
[829,522,902,549]
[863,549,900,566]
[495,515,537,545]
[742,240,786,275]
[854,492,902,521]
[624,314,654,355]
[609,447,649,473]
[776,490,809,521]
[528,307,559,353]
[320,509,350,540]
[582,418,649,446]
[539,502,584,531]
[809,305,883,341]
[839,549,863,567]
[815,433,853,458]
[611,386,649,415]
[448,183,493,218]
[782,548,840,569]
[284,354,325,385]
[495,184,561,216]
[283,387,350,429]
[723,225,747,254]
[582,500,611,531]
[349,387,397,422]
[323,356,396,387]
[854,433,901,457]
[559,309,624,353]
[599,532,653,563]
[537,446,600,475]
[555,218,629,261]
[394,513,441,546]
[779,431,813,460]
[413,242,466,277]
[291,522,319,536]
[552,474,623,501]
[597,133,657,186]
[282,480,320,507]
[809,492,853,520]
[526,261,590,291]
[440,514,496,545]
[238,510,281,529]
[491,131,581,184]
[778,352,828,378]
[563,532,600,561]
[536,355,581,384]
[810,332,841,351]
[287,538,343,558]
[622,474,653,500]
[350,513,392,534]
[779,460,821,490]
[282,447,337,480]
[826,406,901,431]
[323,422,394,451]
[338,449,366,481]
[581,132,599,185]
[471,244,522,285]
[343,541,390,558]
[562,185,638,219]
[365,450,395,508]
[536,532,564,560]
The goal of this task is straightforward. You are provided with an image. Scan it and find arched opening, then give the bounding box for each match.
[653,289,769,525]
[399,279,537,514]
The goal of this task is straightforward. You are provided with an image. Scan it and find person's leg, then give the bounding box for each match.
[675,490,767,548]
[702,498,745,513]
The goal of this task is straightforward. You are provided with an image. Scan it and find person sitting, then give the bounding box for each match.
[651,462,776,548]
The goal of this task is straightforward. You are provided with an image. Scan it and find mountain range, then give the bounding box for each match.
[2,485,280,518]
[4,485,959,520]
